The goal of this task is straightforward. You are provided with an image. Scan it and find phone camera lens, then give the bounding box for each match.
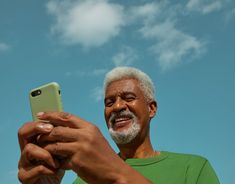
[31,90,42,97]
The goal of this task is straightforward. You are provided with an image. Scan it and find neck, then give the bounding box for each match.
[117,133,159,160]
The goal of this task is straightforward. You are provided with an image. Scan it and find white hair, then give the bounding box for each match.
[104,67,155,102]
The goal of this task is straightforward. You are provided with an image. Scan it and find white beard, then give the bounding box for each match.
[108,116,141,144]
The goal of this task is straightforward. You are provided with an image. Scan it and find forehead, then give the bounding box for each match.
[105,78,143,97]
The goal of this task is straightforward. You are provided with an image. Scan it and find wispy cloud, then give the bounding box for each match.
[90,86,103,102]
[47,0,125,48]
[0,42,10,52]
[46,0,229,71]
[112,46,138,67]
[128,2,163,23]
[186,0,223,14]
[131,2,205,71]
[140,20,206,71]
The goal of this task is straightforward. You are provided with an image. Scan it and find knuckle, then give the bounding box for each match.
[80,136,94,152]
[18,128,23,138]
[51,127,62,137]
[36,165,47,174]
[58,112,72,121]
[18,168,30,183]
[23,144,35,160]
[18,157,24,169]
[71,154,82,167]
[82,126,102,145]
[24,143,34,152]
[18,169,24,182]
[44,151,51,160]
[54,142,59,153]
[89,124,99,133]
[47,142,60,155]
[82,144,91,153]
[90,126,102,137]
[18,122,30,137]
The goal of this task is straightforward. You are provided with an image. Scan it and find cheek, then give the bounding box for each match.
[130,103,149,120]
[104,108,110,124]
[129,101,145,113]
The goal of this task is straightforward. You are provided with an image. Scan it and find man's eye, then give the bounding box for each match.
[125,95,135,102]
[105,100,114,107]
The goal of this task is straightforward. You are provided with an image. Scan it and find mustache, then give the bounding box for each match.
[109,111,135,124]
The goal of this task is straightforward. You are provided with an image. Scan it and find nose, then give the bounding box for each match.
[112,97,127,113]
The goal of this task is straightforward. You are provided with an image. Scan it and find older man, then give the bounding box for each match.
[18,67,220,184]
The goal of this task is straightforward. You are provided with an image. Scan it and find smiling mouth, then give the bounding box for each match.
[112,116,132,129]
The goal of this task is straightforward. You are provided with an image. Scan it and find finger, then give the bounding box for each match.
[20,143,59,169]
[43,142,77,157]
[37,126,80,144]
[18,165,58,184]
[36,111,91,129]
[18,122,54,151]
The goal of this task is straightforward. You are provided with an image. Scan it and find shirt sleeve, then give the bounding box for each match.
[196,161,220,184]
[72,177,79,184]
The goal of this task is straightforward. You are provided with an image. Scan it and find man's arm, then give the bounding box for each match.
[37,111,152,184]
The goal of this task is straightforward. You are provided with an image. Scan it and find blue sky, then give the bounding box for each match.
[0,0,234,183]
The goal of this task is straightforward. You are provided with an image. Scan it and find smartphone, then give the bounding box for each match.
[29,82,63,121]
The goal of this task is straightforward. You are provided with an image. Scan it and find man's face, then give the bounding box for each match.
[104,78,156,144]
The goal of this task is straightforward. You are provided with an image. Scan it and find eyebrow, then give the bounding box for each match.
[104,91,136,101]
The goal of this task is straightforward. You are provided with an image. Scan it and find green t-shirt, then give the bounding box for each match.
[73,151,220,184]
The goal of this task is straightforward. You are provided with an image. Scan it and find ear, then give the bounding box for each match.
[149,100,157,118]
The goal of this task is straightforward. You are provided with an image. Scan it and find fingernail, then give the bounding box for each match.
[37,112,44,117]
[38,123,53,131]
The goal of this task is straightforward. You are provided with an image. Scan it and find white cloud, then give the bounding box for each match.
[140,20,205,71]
[130,1,206,71]
[47,1,210,71]
[186,0,223,14]
[47,0,125,48]
[129,2,162,23]
[91,86,103,102]
[112,46,138,66]
[0,42,10,52]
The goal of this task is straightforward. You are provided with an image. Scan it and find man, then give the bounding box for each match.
[18,67,220,184]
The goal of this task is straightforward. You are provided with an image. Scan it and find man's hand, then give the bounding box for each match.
[18,121,64,184]
[37,112,152,184]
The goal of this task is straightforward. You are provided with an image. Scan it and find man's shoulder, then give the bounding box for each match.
[162,151,220,183]
[162,151,208,166]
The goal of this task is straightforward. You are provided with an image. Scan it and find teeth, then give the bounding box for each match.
[115,117,130,123]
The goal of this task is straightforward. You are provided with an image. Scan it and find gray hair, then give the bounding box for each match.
[104,67,155,102]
